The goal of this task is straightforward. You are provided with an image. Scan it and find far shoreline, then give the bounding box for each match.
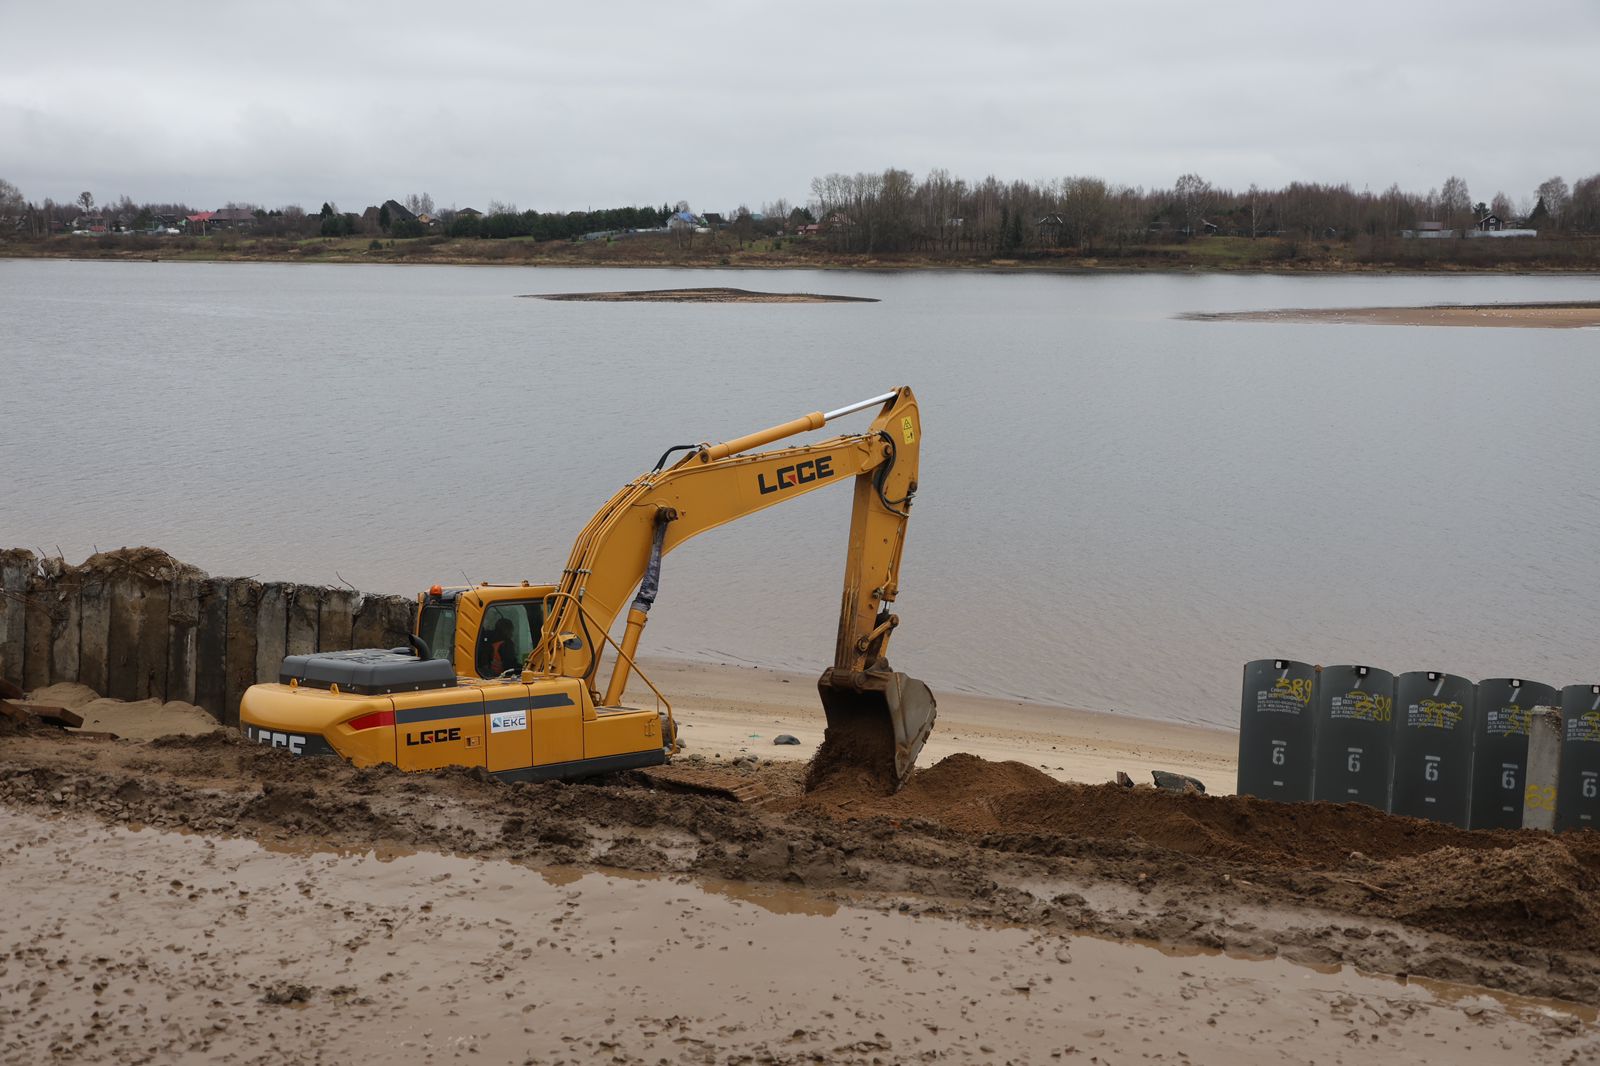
[9,252,1600,281]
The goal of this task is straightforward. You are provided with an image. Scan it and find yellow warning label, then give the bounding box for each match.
[901,416,916,444]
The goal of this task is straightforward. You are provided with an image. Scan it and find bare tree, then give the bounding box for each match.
[1489,191,1513,221]
[1060,176,1108,248]
[1439,175,1472,230]
[77,190,95,215]
[0,178,23,228]
[1173,173,1212,236]
[1535,176,1570,229]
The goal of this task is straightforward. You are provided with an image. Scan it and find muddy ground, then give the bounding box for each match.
[4,728,1600,1022]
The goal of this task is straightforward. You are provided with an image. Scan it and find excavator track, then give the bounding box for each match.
[637,765,773,805]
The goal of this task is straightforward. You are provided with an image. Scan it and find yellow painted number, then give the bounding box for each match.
[1524,783,1556,812]
[901,416,916,444]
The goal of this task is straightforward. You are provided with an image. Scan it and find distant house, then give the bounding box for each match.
[667,210,702,233]
[1477,213,1503,232]
[184,211,216,234]
[456,207,483,218]
[382,199,417,225]
[1036,214,1064,243]
[210,208,257,229]
[701,212,726,227]
[821,211,854,230]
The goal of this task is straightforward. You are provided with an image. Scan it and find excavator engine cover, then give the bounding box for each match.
[810,667,937,794]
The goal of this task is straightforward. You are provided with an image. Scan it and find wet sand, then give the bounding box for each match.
[525,287,878,303]
[1184,302,1600,328]
[5,805,1595,1065]
[630,656,1239,792]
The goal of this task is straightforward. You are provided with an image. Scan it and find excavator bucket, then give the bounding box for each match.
[808,668,938,794]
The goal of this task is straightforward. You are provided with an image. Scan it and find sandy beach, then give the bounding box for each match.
[628,656,1239,792]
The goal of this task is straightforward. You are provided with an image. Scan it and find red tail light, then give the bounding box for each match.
[347,710,395,731]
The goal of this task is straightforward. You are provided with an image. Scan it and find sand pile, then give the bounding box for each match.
[23,681,220,740]
[528,287,877,303]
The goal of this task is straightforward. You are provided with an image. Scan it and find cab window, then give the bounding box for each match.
[476,601,546,678]
[416,604,456,661]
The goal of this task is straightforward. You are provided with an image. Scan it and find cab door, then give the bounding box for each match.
[473,600,547,679]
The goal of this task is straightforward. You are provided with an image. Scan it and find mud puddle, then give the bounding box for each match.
[5,807,1596,1066]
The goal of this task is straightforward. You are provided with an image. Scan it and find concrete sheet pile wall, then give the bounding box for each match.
[0,548,415,726]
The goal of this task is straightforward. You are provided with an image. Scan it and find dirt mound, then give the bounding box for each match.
[71,545,206,583]
[23,683,100,710]
[988,781,1510,869]
[1377,840,1600,949]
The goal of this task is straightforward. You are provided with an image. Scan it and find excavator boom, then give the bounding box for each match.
[533,386,935,790]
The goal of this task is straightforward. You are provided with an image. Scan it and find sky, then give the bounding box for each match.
[3,0,1598,215]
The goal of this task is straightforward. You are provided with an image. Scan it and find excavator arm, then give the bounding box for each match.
[528,386,935,789]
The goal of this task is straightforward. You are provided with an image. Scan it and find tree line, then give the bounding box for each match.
[5,169,1599,254]
[803,169,1600,254]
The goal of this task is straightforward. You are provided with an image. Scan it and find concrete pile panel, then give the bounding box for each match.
[1557,685,1600,833]
[167,573,203,707]
[1470,678,1556,830]
[349,595,389,650]
[255,584,290,687]
[23,569,56,691]
[1236,659,1316,802]
[193,578,230,718]
[1311,665,1395,809]
[76,575,111,696]
[222,579,262,727]
[0,550,32,687]
[318,589,356,651]
[1391,671,1475,827]
[47,572,82,688]
[381,596,416,649]
[107,573,170,702]
[287,586,320,657]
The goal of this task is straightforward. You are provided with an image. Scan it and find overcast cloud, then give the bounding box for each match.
[3,0,1597,214]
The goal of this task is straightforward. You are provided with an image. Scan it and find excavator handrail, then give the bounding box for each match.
[528,591,679,756]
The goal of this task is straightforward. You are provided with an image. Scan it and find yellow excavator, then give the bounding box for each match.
[240,387,936,792]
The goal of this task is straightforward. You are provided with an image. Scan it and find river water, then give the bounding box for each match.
[4,259,1599,727]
